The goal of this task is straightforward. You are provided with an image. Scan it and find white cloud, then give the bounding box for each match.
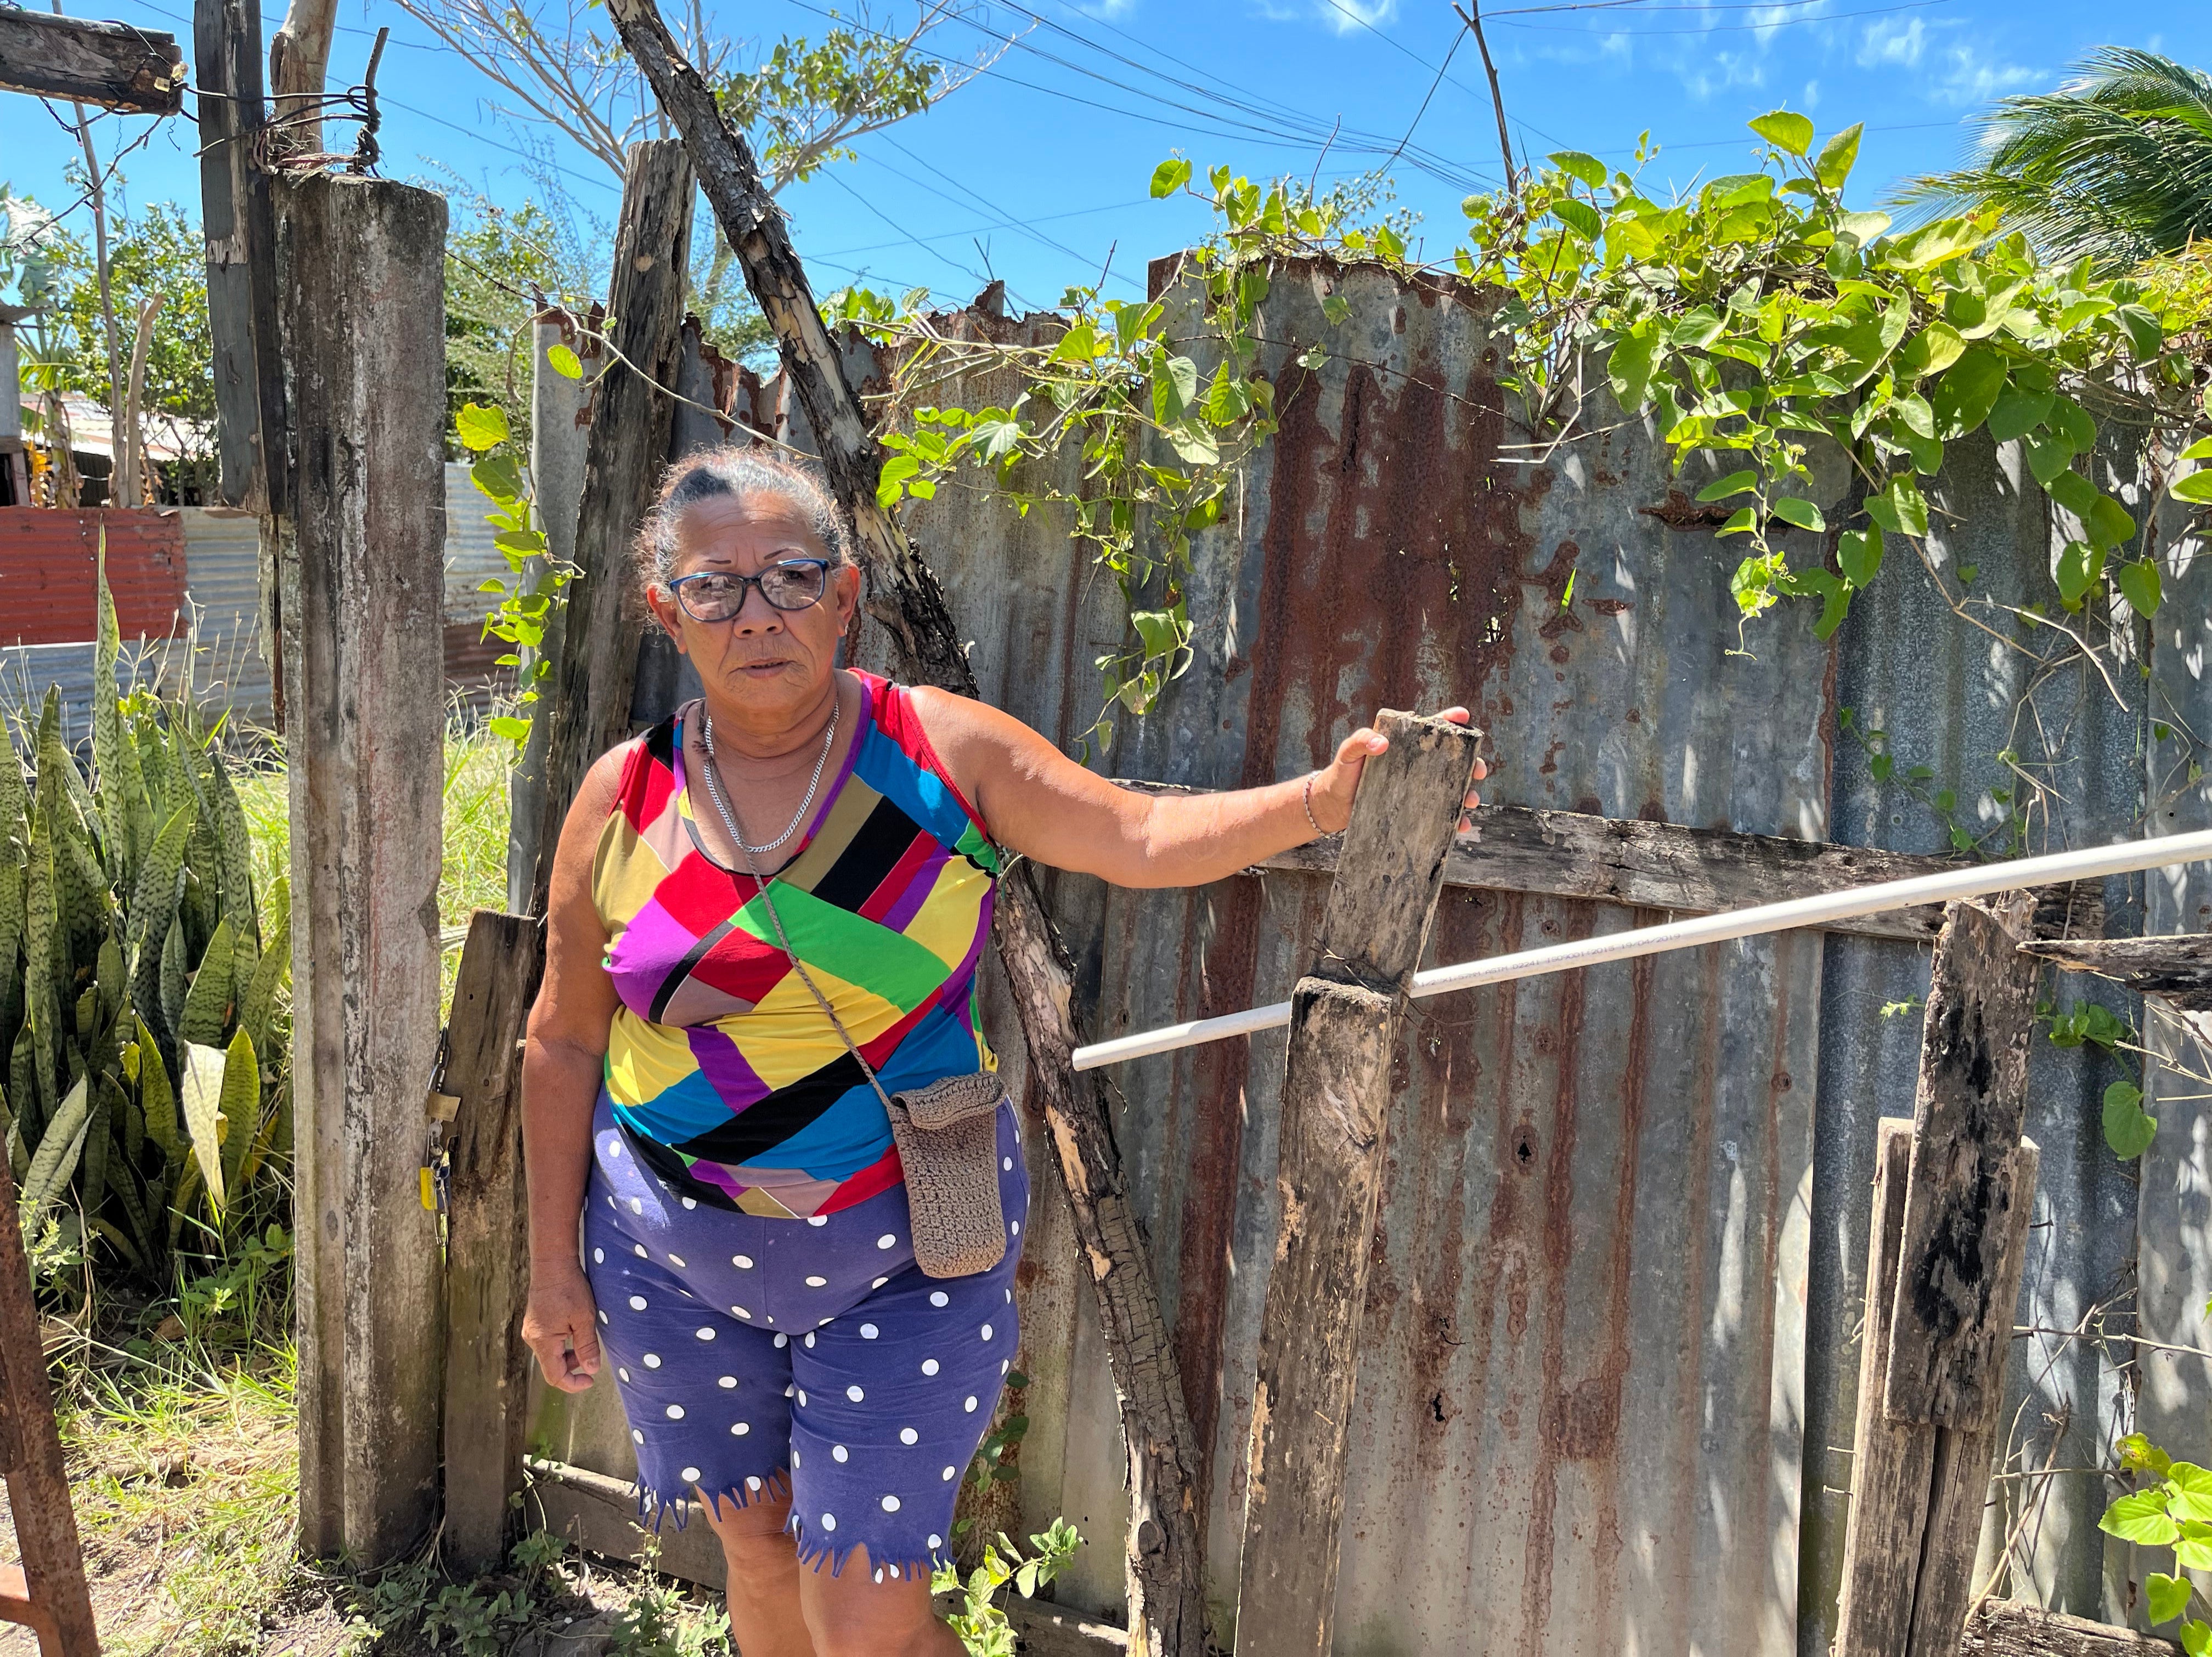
[1749,1,1824,47]
[1682,49,1767,101]
[1068,0,1138,16]
[1858,18,1926,68]
[1933,42,2039,107]
[1314,0,1396,33]
[1803,78,1820,110]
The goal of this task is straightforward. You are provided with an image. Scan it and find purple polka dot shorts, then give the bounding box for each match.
[582,1092,1031,1579]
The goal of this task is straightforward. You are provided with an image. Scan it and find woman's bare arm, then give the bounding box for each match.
[911,687,1481,890]
[519,747,625,1392]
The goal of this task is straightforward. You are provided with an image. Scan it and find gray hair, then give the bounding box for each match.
[635,446,858,589]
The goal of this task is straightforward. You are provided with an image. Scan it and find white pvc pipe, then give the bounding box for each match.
[1069,827,2212,1072]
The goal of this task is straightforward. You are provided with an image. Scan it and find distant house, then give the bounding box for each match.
[12,389,217,507]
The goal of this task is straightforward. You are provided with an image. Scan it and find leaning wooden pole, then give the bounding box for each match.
[597,3,1210,1644]
[1833,897,2045,1656]
[1234,712,1478,1655]
[526,140,694,919]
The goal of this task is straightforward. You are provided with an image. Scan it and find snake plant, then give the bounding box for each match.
[1,542,290,1280]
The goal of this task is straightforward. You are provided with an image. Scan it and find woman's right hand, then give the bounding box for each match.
[523,1267,603,1393]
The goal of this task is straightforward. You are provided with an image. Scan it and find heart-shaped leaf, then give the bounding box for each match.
[1815,123,1864,189]
[1773,497,1825,534]
[1838,527,1883,587]
[456,401,510,453]
[2055,540,2105,607]
[1697,469,1759,503]
[2104,1079,2157,1160]
[1929,347,2007,439]
[2151,1574,2193,1626]
[2117,558,2163,618]
[2102,1488,2179,1547]
[1548,150,1608,188]
[1748,109,1814,156]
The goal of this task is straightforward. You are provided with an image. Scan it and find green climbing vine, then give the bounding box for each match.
[828,110,2212,762]
[1453,110,2211,638]
[840,162,1408,747]
[456,396,574,747]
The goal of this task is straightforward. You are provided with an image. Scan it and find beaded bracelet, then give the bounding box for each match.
[1302,773,1324,838]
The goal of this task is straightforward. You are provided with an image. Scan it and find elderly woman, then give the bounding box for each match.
[521,447,1480,1656]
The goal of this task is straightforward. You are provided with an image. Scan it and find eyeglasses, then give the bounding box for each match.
[667,560,832,621]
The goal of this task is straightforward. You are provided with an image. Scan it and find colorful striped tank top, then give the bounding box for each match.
[591,671,1000,1217]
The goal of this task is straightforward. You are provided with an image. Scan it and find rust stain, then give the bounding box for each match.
[1172,874,1266,1513]
[1243,352,1527,780]
[1637,489,1736,530]
[1519,901,1595,1655]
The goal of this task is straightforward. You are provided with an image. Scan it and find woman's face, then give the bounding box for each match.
[646,490,861,725]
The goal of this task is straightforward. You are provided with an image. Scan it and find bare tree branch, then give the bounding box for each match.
[392,0,1002,193]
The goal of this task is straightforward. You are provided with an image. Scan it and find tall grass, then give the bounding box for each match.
[233,703,515,1006]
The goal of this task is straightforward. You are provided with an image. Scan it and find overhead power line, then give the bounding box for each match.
[1493,0,1951,32]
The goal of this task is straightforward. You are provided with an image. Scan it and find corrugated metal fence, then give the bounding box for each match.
[0,465,514,737]
[534,258,2207,1653]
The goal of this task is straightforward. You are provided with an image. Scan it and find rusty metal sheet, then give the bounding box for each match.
[1026,263,1831,1653]
[0,505,185,646]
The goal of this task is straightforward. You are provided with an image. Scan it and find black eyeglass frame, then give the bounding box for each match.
[666,558,834,621]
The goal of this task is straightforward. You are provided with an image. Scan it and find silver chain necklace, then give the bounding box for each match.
[700,692,840,857]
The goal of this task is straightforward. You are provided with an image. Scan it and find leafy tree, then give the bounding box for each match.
[444,194,596,452]
[1896,48,2212,265]
[396,0,999,388]
[393,0,996,190]
[49,202,216,435]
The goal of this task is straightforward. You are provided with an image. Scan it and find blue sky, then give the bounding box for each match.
[3,0,2205,316]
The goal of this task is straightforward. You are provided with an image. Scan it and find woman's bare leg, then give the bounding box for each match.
[799,1547,962,1657]
[697,1484,815,1657]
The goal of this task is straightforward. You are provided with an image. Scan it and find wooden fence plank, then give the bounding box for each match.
[193,0,267,512]
[505,308,599,916]
[524,140,692,919]
[0,9,183,112]
[1902,1141,2035,1654]
[1887,896,2044,1427]
[1834,1110,2042,1657]
[442,911,549,1574]
[283,172,450,1568]
[1233,711,1479,1657]
[1835,1119,1928,1657]
[1115,785,2104,946]
[2019,935,2212,1010]
[1963,1602,2181,1656]
[0,1156,101,1656]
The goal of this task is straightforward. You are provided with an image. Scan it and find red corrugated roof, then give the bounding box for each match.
[0,508,188,647]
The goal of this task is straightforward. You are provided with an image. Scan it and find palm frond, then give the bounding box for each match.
[1892,47,2212,265]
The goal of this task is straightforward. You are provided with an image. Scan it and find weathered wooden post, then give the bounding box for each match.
[194,0,284,515]
[441,911,548,1573]
[524,140,692,917]
[280,172,450,1567]
[0,304,26,505]
[1231,711,1479,1655]
[0,1156,101,1656]
[1834,896,2044,1657]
